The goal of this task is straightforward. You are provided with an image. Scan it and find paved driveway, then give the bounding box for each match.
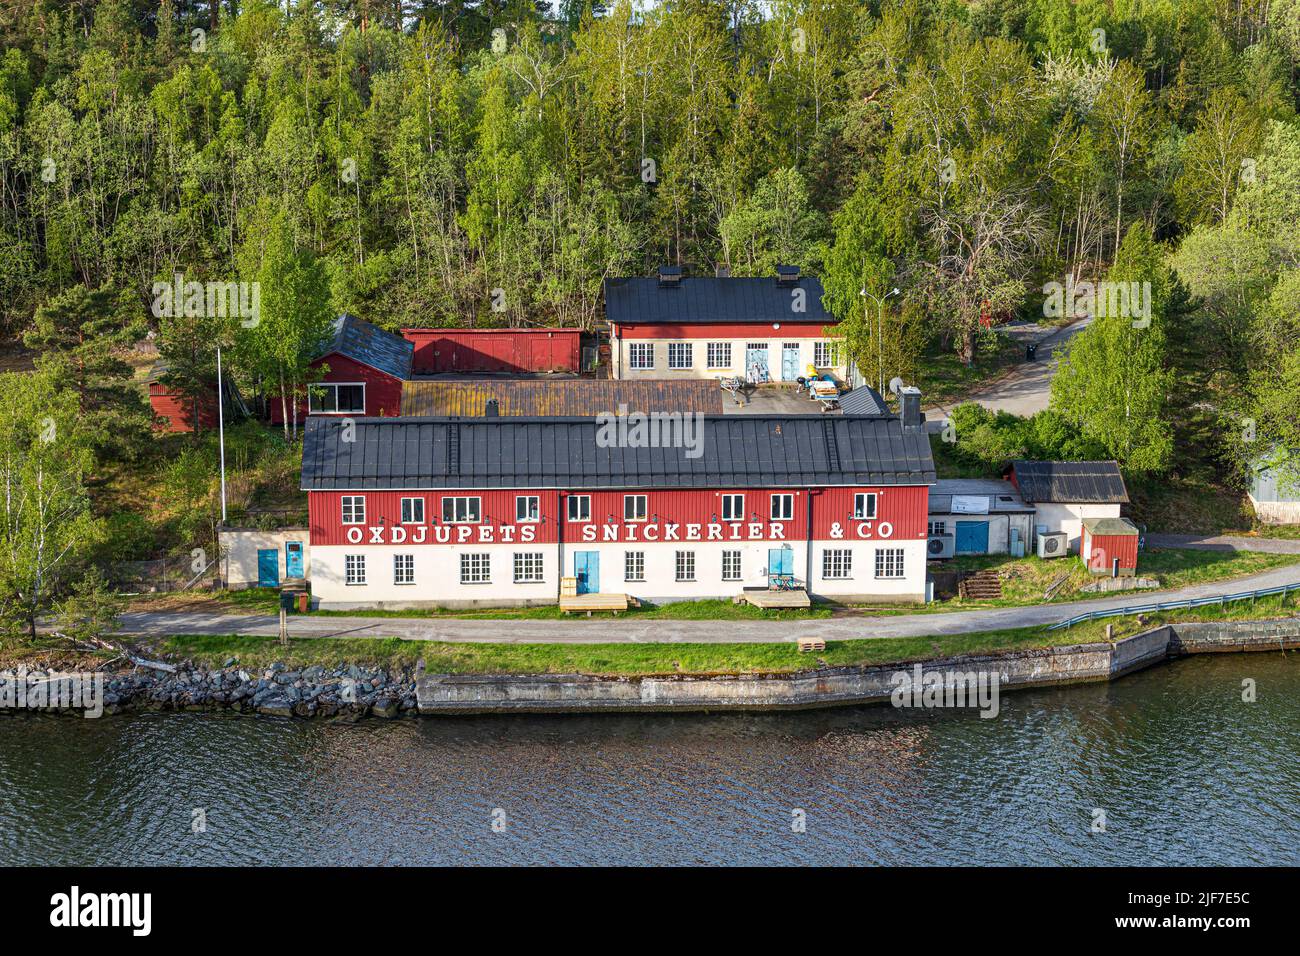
[109,562,1300,645]
[1144,534,1300,554]
[925,318,1090,429]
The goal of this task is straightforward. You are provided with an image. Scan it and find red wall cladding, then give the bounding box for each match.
[614,322,835,340]
[402,328,581,374]
[308,485,929,547]
[1083,532,1139,572]
[270,352,404,423]
[150,384,217,433]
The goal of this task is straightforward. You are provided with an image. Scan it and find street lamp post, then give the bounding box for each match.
[860,286,901,394]
[216,345,227,525]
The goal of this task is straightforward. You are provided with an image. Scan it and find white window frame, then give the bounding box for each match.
[308,382,366,414]
[675,550,696,582]
[513,552,544,584]
[722,549,741,581]
[875,548,905,579]
[345,554,366,586]
[628,343,654,370]
[341,495,365,525]
[516,495,540,523]
[814,341,842,367]
[667,342,693,369]
[771,493,794,521]
[625,551,645,582]
[460,553,491,584]
[624,494,648,522]
[706,342,732,369]
[928,520,948,537]
[721,493,744,521]
[567,495,591,522]
[393,554,415,586]
[853,493,877,520]
[442,496,481,524]
[400,497,425,525]
[822,548,853,580]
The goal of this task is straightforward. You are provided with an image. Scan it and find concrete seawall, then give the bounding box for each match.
[416,617,1300,715]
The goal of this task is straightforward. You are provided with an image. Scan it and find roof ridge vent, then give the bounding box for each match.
[776,264,800,286]
[658,264,683,287]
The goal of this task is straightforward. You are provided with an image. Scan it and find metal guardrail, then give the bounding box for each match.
[1047,583,1300,630]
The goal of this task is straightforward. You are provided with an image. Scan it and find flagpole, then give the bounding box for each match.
[217,345,227,524]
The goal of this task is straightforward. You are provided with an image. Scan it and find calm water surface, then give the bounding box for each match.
[1,654,1297,865]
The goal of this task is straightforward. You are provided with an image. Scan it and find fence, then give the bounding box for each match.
[106,556,219,594]
[1046,583,1300,631]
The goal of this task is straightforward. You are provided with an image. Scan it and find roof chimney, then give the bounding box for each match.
[899,386,923,432]
[715,264,731,278]
[657,265,683,287]
[775,264,800,286]
[484,398,500,418]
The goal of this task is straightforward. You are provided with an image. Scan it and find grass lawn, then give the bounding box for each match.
[915,331,1024,409]
[153,589,1300,676]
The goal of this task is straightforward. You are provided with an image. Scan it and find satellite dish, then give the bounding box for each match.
[888,377,904,395]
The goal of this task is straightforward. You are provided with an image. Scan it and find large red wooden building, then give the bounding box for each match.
[402,327,582,375]
[298,401,936,609]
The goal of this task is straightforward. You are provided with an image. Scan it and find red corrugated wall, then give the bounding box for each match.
[270,352,404,423]
[150,384,218,433]
[1082,531,1139,573]
[402,329,581,374]
[614,321,835,339]
[308,485,929,546]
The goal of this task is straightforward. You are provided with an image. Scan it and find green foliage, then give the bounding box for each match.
[52,567,124,644]
[940,402,1107,477]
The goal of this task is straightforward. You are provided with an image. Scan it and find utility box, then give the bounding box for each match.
[1081,517,1140,576]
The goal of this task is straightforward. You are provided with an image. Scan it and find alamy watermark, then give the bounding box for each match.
[1043,277,1151,328]
[596,403,705,460]
[151,273,260,327]
[889,664,1001,718]
[1,666,104,718]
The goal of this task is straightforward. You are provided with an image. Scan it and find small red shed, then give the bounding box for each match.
[401,327,581,375]
[1081,517,1140,576]
[271,314,413,423]
[147,362,218,434]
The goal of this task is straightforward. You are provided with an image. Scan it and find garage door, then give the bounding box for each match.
[955,521,989,555]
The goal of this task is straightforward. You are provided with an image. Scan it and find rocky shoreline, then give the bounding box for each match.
[3,659,420,719]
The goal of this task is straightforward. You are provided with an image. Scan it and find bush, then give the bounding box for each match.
[98,512,156,562]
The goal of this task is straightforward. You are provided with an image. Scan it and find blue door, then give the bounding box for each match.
[285,541,304,578]
[257,549,280,587]
[781,343,800,381]
[746,345,769,383]
[955,521,990,555]
[767,548,794,586]
[574,552,600,594]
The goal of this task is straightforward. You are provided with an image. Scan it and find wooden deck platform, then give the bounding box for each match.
[741,588,811,609]
[559,592,631,615]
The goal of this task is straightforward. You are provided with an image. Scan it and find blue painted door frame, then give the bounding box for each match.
[257,549,280,587]
[574,551,600,594]
[285,541,304,578]
[781,344,800,381]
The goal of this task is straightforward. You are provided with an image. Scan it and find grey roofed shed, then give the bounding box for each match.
[838,386,889,416]
[928,479,1034,514]
[300,415,936,491]
[325,313,414,380]
[1009,460,1129,504]
[603,275,834,325]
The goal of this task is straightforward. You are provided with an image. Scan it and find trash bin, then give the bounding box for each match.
[1025,343,1039,361]
[297,593,309,614]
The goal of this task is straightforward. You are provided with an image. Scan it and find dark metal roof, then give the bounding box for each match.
[401,379,723,417]
[603,275,834,326]
[323,314,413,380]
[301,415,935,491]
[1011,460,1129,503]
[838,386,889,416]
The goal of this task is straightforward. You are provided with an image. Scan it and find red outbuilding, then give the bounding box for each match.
[402,327,582,375]
[1080,517,1140,576]
[271,314,413,423]
[147,362,219,434]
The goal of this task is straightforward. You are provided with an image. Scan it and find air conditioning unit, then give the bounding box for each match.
[927,534,955,559]
[1037,532,1069,559]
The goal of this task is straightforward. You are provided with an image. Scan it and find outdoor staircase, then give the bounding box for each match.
[959,570,1004,601]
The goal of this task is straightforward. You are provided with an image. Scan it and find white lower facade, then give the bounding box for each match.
[613,335,846,383]
[309,539,926,609]
[1031,503,1122,553]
